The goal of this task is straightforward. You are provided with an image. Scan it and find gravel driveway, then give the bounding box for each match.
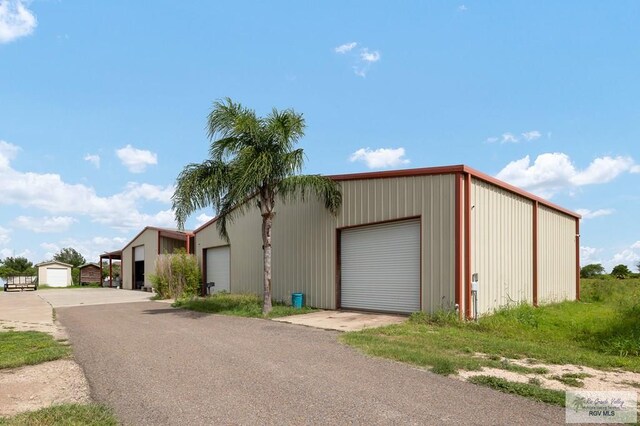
[57,302,567,425]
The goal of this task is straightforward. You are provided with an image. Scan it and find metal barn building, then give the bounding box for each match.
[121,227,194,290]
[194,165,580,318]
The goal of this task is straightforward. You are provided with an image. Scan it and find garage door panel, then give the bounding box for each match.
[341,220,420,314]
[47,268,68,287]
[206,246,230,293]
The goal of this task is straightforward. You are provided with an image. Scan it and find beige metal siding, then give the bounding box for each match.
[471,179,533,314]
[195,211,263,296]
[538,205,577,302]
[194,174,456,312]
[121,229,158,290]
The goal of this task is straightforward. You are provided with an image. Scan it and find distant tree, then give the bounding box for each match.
[52,248,86,285]
[611,264,631,279]
[101,261,121,279]
[637,261,640,273]
[580,263,605,279]
[53,248,86,268]
[0,256,36,278]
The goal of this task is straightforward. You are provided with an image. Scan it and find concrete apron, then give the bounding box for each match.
[273,310,406,332]
[0,290,54,333]
[36,288,153,308]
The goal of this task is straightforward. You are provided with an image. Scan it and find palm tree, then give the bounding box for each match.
[172,98,342,314]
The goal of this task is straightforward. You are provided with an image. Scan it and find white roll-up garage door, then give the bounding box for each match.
[206,246,230,293]
[341,220,420,314]
[46,268,68,287]
[134,245,144,261]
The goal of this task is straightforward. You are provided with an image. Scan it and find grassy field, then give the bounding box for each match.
[0,331,70,369]
[342,278,640,375]
[175,292,318,318]
[0,404,117,425]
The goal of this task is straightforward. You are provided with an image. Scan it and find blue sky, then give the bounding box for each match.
[0,1,638,271]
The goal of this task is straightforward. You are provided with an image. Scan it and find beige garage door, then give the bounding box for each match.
[206,246,230,293]
[341,220,421,314]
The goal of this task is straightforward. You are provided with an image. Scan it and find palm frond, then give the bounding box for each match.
[215,193,255,242]
[207,98,261,160]
[276,175,342,214]
[171,160,229,229]
[266,108,305,153]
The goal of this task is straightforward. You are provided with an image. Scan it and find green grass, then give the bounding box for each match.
[38,284,102,290]
[174,292,318,318]
[0,331,70,369]
[0,404,117,425]
[342,279,640,376]
[468,376,566,406]
[549,372,592,387]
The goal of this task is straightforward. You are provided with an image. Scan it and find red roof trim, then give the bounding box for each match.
[194,164,580,234]
[329,165,580,219]
[121,227,194,252]
[194,216,219,234]
[327,165,466,181]
[461,166,580,219]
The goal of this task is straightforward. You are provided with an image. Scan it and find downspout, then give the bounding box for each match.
[454,173,463,320]
[576,218,580,301]
[533,201,539,306]
[464,173,472,320]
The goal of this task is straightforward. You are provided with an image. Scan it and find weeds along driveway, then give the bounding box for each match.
[57,302,566,426]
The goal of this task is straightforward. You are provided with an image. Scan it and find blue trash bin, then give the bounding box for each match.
[292,292,304,309]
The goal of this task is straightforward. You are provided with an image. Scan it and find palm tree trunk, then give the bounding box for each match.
[261,211,274,315]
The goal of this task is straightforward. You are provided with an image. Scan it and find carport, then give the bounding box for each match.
[99,250,122,288]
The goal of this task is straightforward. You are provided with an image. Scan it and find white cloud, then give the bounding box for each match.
[607,241,640,271]
[120,182,174,204]
[0,0,36,44]
[360,48,381,63]
[40,235,131,263]
[84,154,100,168]
[575,208,614,220]
[572,156,634,186]
[486,137,499,144]
[0,141,176,231]
[334,42,357,54]
[580,246,601,266]
[631,165,640,174]
[611,249,640,265]
[196,213,214,226]
[0,225,10,245]
[335,42,381,77]
[13,216,76,233]
[0,140,20,169]
[0,248,32,260]
[521,130,541,141]
[501,133,518,143]
[458,5,468,11]
[350,147,410,169]
[496,153,637,198]
[115,144,158,173]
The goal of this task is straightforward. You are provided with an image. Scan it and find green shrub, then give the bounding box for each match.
[149,248,201,300]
